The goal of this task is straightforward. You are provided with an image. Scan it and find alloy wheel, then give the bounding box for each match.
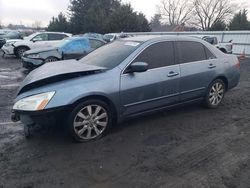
[209,82,224,106]
[18,48,26,57]
[73,105,108,140]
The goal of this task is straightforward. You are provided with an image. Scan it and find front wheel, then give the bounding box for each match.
[203,79,226,109]
[15,47,29,58]
[44,57,58,63]
[68,100,112,142]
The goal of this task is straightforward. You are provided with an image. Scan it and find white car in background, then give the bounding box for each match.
[2,32,72,58]
[193,35,233,54]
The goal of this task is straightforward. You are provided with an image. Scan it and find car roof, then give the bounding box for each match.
[35,31,72,36]
[121,35,206,43]
[66,36,106,43]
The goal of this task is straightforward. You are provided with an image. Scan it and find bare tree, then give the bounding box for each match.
[32,21,42,30]
[158,0,193,26]
[192,0,236,30]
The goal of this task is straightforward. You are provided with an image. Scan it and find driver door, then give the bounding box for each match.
[29,33,49,48]
[120,41,180,117]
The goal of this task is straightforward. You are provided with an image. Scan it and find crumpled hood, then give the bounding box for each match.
[24,47,58,55]
[18,59,106,95]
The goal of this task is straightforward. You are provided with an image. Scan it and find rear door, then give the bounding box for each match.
[120,41,180,116]
[176,41,219,102]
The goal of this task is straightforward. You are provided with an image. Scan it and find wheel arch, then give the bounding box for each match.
[70,95,118,123]
[213,75,228,91]
[14,45,30,54]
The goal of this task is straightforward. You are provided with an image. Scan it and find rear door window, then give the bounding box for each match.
[176,41,207,64]
[48,33,68,40]
[132,41,175,69]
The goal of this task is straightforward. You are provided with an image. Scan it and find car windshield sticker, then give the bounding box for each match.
[125,42,140,47]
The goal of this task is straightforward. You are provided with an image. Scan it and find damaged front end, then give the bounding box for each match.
[12,59,107,137]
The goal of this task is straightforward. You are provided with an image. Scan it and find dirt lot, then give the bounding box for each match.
[0,51,250,188]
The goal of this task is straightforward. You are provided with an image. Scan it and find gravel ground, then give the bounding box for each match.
[0,51,250,188]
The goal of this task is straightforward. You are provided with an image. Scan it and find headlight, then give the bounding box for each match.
[27,54,40,59]
[13,92,55,111]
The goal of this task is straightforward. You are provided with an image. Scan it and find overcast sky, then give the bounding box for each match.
[0,0,249,27]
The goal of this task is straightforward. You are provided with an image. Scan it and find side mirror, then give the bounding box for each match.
[127,62,148,73]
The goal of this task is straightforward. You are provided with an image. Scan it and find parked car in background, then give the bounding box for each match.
[103,33,118,42]
[0,30,23,48]
[22,37,106,69]
[2,32,71,58]
[103,33,131,42]
[0,29,11,37]
[81,33,104,40]
[12,36,240,142]
[196,36,233,54]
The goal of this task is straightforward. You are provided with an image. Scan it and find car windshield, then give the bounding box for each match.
[79,40,141,69]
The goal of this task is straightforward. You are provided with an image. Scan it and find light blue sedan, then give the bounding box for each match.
[12,36,240,142]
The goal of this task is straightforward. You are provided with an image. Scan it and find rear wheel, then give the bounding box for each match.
[203,79,226,108]
[68,100,112,142]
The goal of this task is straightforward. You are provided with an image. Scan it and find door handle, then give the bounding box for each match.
[167,71,179,77]
[208,64,216,69]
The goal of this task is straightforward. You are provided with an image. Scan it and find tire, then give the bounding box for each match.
[203,79,226,109]
[15,47,29,58]
[68,99,112,142]
[44,57,58,63]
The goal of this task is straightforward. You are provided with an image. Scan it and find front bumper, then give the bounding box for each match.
[12,106,69,126]
[22,56,44,69]
[1,45,15,55]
